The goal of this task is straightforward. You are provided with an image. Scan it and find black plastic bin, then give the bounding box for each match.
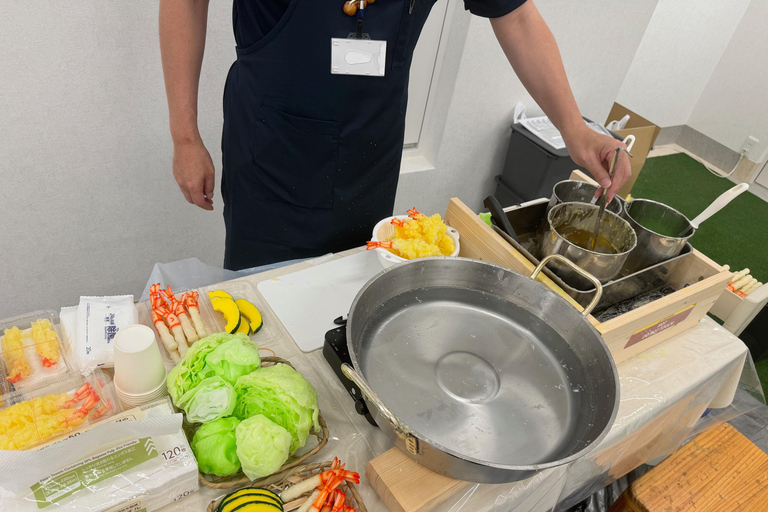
[493,121,622,207]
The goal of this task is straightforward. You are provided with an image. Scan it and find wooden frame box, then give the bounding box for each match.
[444,196,731,364]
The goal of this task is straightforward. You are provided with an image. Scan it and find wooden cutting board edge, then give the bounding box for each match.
[367,448,470,512]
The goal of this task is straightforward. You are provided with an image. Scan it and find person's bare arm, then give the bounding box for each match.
[490,1,629,202]
[159,0,215,210]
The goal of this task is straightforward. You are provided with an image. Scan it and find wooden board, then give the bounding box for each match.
[367,448,468,512]
[609,423,768,511]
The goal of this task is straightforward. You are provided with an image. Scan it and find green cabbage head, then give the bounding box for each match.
[234,363,320,452]
[191,416,241,477]
[235,414,292,480]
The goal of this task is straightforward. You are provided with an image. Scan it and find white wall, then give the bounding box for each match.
[687,0,768,161]
[0,2,233,318]
[0,0,657,319]
[616,0,750,128]
[396,0,659,214]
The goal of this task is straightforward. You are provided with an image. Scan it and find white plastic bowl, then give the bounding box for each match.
[370,215,461,269]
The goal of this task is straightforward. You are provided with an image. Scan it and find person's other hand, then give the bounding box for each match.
[173,140,215,210]
[563,126,630,204]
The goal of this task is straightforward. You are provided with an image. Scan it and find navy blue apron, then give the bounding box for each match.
[222,0,436,269]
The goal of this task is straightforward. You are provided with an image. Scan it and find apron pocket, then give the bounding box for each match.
[248,105,340,210]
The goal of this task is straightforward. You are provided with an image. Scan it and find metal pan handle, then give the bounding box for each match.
[531,254,603,317]
[341,363,408,437]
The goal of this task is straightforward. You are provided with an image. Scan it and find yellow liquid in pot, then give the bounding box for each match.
[558,226,620,255]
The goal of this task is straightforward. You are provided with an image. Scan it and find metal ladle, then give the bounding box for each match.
[589,146,633,251]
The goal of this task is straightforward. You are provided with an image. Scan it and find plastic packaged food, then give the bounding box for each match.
[139,280,281,365]
[0,369,117,451]
[139,286,220,365]
[0,398,198,512]
[0,310,76,393]
[200,280,280,345]
[76,295,139,369]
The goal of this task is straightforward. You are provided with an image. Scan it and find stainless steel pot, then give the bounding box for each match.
[623,183,750,273]
[342,256,619,483]
[538,202,637,284]
[547,180,623,216]
[622,198,691,273]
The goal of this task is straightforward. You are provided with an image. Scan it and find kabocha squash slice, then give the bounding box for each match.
[218,495,282,512]
[236,299,264,334]
[217,488,283,512]
[209,290,234,300]
[234,316,251,336]
[211,296,242,334]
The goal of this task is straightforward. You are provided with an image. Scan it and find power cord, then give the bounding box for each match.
[698,149,747,178]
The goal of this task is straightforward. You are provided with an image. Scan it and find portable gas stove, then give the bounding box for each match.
[322,318,377,427]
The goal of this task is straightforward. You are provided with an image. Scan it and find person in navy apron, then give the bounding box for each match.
[160,0,632,269]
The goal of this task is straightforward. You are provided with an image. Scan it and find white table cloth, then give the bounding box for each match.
[155,252,755,512]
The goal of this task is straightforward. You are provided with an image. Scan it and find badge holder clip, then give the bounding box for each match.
[332,0,386,77]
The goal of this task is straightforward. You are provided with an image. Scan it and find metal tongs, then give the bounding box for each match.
[589,146,633,251]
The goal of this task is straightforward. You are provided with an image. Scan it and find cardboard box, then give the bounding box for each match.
[605,103,661,198]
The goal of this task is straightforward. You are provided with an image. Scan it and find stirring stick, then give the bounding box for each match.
[589,147,632,250]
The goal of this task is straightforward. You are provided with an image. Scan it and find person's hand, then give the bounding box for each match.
[563,125,631,204]
[172,139,215,210]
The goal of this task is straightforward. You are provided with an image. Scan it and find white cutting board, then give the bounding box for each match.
[257,251,383,352]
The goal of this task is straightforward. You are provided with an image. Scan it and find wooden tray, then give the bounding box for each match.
[444,188,732,363]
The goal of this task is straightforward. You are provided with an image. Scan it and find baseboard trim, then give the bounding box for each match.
[656,124,742,173]
[655,125,684,147]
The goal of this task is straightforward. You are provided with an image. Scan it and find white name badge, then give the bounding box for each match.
[331,38,386,77]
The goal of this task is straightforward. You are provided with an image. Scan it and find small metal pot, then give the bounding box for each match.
[547,180,623,216]
[622,199,692,273]
[538,202,637,284]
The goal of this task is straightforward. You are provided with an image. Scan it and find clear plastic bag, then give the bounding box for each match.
[138,256,324,303]
[554,318,761,511]
[151,283,759,512]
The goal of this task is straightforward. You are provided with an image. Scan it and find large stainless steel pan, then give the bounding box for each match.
[342,255,619,483]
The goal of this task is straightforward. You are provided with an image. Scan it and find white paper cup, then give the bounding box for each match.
[116,379,168,408]
[116,378,168,400]
[113,324,167,395]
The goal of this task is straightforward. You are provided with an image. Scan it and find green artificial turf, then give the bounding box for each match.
[630,153,768,283]
[756,359,768,399]
[632,154,768,397]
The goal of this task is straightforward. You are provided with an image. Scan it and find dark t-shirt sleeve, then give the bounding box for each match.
[463,0,527,18]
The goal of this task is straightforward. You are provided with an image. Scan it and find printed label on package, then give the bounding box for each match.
[624,304,696,349]
[30,438,157,508]
[105,500,147,512]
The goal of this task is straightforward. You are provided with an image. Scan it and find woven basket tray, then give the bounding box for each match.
[184,356,330,490]
[206,461,367,512]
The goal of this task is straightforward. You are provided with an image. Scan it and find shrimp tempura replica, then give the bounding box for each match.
[162,286,199,344]
[31,318,60,367]
[183,291,208,338]
[368,208,456,260]
[150,284,210,361]
[2,327,32,384]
